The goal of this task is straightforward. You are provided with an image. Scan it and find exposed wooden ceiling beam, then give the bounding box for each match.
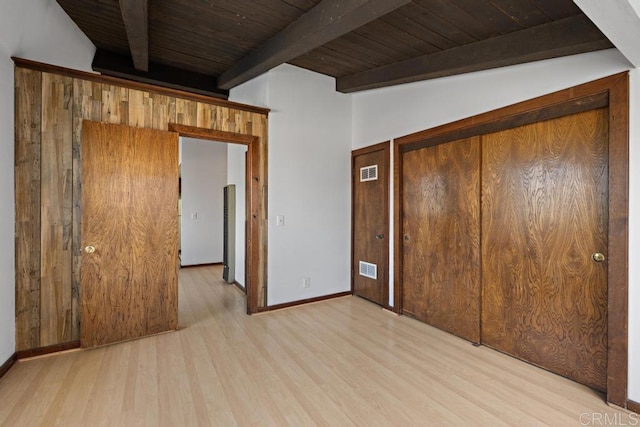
[119,0,149,72]
[92,49,229,99]
[336,15,614,93]
[217,0,411,90]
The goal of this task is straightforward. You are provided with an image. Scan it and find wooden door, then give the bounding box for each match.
[352,145,389,306]
[402,137,481,342]
[481,108,608,391]
[81,121,179,348]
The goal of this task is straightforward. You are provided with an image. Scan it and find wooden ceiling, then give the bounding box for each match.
[56,0,613,99]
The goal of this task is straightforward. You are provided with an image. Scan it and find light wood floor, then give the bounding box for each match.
[0,266,633,426]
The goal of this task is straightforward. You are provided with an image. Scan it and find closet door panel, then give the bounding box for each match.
[481,108,609,391]
[402,136,481,342]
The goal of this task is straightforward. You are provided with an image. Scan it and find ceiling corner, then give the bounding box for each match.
[575,0,640,67]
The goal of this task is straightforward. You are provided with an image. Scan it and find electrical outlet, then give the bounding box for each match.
[302,277,311,288]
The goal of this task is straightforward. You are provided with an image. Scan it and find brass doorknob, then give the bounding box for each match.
[592,252,605,262]
[85,245,96,254]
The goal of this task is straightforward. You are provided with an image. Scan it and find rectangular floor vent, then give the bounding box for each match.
[360,165,378,182]
[359,261,377,279]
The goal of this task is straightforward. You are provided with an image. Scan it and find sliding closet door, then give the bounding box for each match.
[481,109,609,391]
[402,137,481,343]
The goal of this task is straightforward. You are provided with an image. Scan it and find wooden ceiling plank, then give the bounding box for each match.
[353,23,433,58]
[411,0,495,40]
[209,0,307,25]
[150,29,242,62]
[282,0,322,11]
[336,14,613,93]
[447,0,522,35]
[310,39,384,68]
[119,0,149,72]
[158,0,307,40]
[149,27,253,67]
[61,4,125,26]
[149,47,229,71]
[295,44,381,74]
[217,0,412,90]
[339,31,415,63]
[488,0,550,28]
[150,15,258,53]
[150,0,310,74]
[399,3,477,45]
[377,16,445,54]
[291,47,385,77]
[305,24,428,70]
[92,49,229,99]
[530,0,582,20]
[148,47,230,76]
[57,0,129,46]
[381,7,459,50]
[151,2,302,58]
[157,0,304,73]
[290,57,344,77]
[58,0,125,22]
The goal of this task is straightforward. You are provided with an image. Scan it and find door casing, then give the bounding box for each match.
[169,124,263,314]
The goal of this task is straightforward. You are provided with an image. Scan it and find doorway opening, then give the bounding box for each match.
[178,136,248,294]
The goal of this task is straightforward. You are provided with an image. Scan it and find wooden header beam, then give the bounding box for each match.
[119,0,149,72]
[337,15,613,93]
[218,0,411,90]
[92,49,229,99]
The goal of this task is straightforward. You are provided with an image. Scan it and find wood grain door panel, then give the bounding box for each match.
[352,147,388,306]
[402,136,481,343]
[481,108,609,391]
[81,121,179,348]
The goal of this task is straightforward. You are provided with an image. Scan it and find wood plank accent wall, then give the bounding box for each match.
[14,60,269,352]
[41,73,74,346]
[15,68,42,350]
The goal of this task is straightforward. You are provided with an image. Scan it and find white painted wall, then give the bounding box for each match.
[267,65,352,305]
[180,138,227,266]
[0,0,94,363]
[228,73,269,108]
[575,0,640,67]
[227,144,247,287]
[353,49,632,148]
[353,50,640,401]
[231,64,352,306]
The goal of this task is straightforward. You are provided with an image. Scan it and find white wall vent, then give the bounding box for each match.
[359,261,377,279]
[360,165,378,182]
